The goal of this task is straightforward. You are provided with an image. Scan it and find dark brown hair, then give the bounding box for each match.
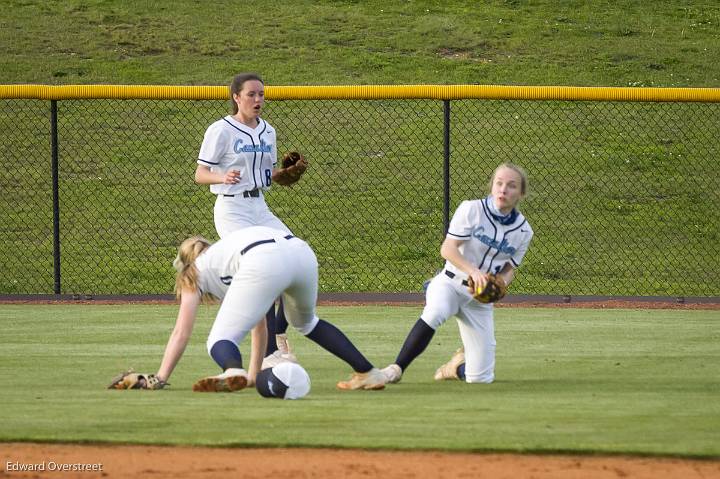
[229,73,264,114]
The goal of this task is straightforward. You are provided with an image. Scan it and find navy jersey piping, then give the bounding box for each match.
[222,118,258,188]
[198,158,219,166]
[255,119,268,189]
[448,231,471,239]
[478,200,498,269]
[504,219,527,234]
[503,219,528,268]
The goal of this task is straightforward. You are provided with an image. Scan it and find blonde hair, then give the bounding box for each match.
[173,236,212,301]
[488,162,529,197]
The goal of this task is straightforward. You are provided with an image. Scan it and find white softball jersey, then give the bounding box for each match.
[198,116,277,195]
[197,116,290,238]
[444,198,533,277]
[194,226,320,353]
[421,196,534,384]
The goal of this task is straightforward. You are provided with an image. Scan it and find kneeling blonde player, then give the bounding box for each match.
[381,163,533,384]
[150,226,386,392]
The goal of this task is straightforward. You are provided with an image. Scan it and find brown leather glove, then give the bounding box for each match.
[272,151,308,186]
[467,274,507,303]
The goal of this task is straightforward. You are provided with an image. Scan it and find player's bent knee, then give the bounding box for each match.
[420,312,447,330]
[206,337,239,356]
[293,315,319,336]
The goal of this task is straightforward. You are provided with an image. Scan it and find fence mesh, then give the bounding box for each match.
[1,96,718,296]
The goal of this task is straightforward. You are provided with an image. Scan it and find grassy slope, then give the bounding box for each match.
[0,304,718,456]
[2,1,719,87]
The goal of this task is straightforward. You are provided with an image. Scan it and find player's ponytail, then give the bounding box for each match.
[173,236,211,301]
[229,72,264,115]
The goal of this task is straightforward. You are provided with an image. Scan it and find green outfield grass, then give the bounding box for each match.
[2,1,719,87]
[0,304,718,457]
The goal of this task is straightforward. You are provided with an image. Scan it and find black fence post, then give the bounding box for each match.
[50,100,61,294]
[443,100,451,234]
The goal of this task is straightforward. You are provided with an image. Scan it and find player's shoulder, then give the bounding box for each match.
[259,118,275,135]
[258,118,275,132]
[204,116,234,136]
[519,219,534,234]
[208,116,231,128]
[514,213,534,236]
[456,198,484,213]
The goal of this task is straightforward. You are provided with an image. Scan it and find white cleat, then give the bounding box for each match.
[381,364,403,384]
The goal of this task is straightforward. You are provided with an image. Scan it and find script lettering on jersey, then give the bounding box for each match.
[234,139,272,154]
[471,226,517,255]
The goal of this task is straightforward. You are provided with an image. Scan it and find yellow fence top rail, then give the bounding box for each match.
[1,84,720,102]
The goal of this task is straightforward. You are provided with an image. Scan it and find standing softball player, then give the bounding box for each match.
[381,163,534,384]
[195,73,308,369]
[111,226,387,392]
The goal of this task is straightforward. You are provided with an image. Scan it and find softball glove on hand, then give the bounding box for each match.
[108,369,167,390]
[272,151,308,186]
[281,151,304,168]
[467,274,507,303]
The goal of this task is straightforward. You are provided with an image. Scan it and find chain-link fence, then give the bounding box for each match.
[1,90,718,297]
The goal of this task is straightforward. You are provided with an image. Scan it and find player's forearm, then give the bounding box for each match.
[157,328,192,381]
[194,166,224,185]
[440,241,478,276]
[247,319,268,386]
[498,263,515,286]
[157,292,198,381]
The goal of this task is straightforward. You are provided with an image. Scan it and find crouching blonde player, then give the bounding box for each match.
[381,163,533,385]
[134,226,386,392]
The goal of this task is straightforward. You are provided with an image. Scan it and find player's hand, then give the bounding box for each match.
[222,170,241,184]
[468,271,489,292]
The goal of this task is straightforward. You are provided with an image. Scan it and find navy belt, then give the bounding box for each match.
[223,189,260,198]
[444,270,469,286]
[241,235,295,255]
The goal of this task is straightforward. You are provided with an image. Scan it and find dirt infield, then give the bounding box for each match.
[2,443,719,479]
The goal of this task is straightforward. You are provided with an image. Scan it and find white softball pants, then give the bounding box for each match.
[206,236,320,353]
[421,272,496,383]
[214,193,291,238]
